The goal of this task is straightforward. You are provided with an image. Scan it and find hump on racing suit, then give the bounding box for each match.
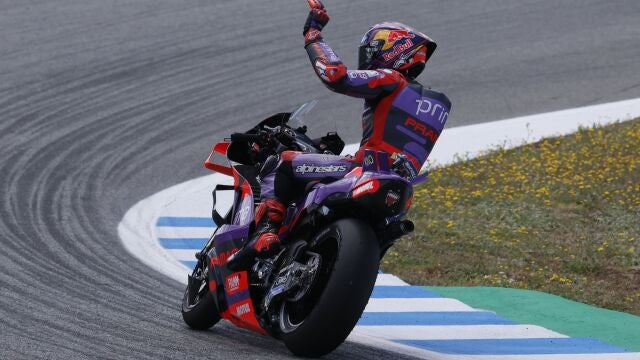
[305,33,451,171]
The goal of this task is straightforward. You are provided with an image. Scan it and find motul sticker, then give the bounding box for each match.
[353,179,380,198]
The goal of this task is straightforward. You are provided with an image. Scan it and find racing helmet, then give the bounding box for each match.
[358,22,437,78]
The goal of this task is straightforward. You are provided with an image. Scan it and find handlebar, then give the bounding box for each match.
[230,133,263,143]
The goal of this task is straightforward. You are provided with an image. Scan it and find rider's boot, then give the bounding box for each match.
[227,199,286,271]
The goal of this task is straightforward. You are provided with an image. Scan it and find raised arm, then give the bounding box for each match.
[303,0,404,99]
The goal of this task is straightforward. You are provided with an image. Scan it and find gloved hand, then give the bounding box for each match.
[304,0,330,43]
[391,153,419,181]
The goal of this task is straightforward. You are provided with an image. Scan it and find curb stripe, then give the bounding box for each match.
[358,311,514,326]
[371,286,441,298]
[374,274,409,286]
[466,354,640,359]
[180,260,197,269]
[395,338,629,355]
[365,298,475,313]
[156,217,215,227]
[159,238,208,249]
[354,325,567,340]
[156,227,215,238]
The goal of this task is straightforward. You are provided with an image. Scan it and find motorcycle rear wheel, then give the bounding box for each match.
[280,219,379,357]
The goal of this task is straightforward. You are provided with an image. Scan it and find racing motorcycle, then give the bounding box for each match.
[181,102,425,357]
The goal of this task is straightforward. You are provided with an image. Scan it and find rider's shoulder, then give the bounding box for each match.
[422,86,452,108]
[409,80,451,107]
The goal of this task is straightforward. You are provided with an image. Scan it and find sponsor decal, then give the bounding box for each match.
[226,274,240,294]
[235,302,251,317]
[352,179,380,198]
[382,39,414,62]
[295,164,348,175]
[364,154,375,166]
[318,42,340,63]
[387,30,415,43]
[314,60,330,82]
[415,99,449,124]
[404,118,439,143]
[386,190,401,207]
[210,248,239,267]
[348,70,380,80]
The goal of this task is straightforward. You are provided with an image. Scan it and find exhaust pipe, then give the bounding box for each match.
[381,220,415,243]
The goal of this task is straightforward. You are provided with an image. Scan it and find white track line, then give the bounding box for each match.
[354,325,567,340]
[156,227,214,239]
[166,249,200,261]
[429,97,640,167]
[374,273,409,286]
[365,298,476,312]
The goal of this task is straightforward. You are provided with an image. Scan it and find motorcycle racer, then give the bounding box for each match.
[227,0,451,270]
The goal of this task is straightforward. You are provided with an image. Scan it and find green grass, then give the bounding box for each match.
[383,119,640,315]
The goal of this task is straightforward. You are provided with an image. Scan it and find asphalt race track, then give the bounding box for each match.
[1,1,639,359]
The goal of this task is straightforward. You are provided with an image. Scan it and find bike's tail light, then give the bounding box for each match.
[352,179,380,198]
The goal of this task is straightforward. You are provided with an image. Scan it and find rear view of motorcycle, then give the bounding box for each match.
[181,103,422,357]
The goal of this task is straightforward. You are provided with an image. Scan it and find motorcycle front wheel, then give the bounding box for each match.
[181,261,221,330]
[280,218,380,357]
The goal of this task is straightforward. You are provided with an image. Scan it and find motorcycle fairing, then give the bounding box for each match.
[205,141,234,176]
[204,137,414,336]
[206,161,268,335]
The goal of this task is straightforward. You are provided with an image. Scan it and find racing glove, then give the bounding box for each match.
[391,154,419,181]
[304,0,330,45]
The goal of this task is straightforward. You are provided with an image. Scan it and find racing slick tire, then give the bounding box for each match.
[181,269,221,330]
[280,218,379,357]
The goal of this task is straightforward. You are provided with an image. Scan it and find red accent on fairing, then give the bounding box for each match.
[281,150,302,162]
[345,166,363,178]
[210,248,240,267]
[204,141,233,176]
[221,299,268,335]
[252,233,280,252]
[220,270,267,334]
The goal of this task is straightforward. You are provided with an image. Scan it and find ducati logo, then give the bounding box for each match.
[386,191,401,206]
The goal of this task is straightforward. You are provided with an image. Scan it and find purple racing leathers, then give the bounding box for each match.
[256,34,451,205]
[305,32,451,172]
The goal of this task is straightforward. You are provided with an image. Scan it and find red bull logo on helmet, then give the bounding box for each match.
[387,30,415,43]
[382,39,415,62]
